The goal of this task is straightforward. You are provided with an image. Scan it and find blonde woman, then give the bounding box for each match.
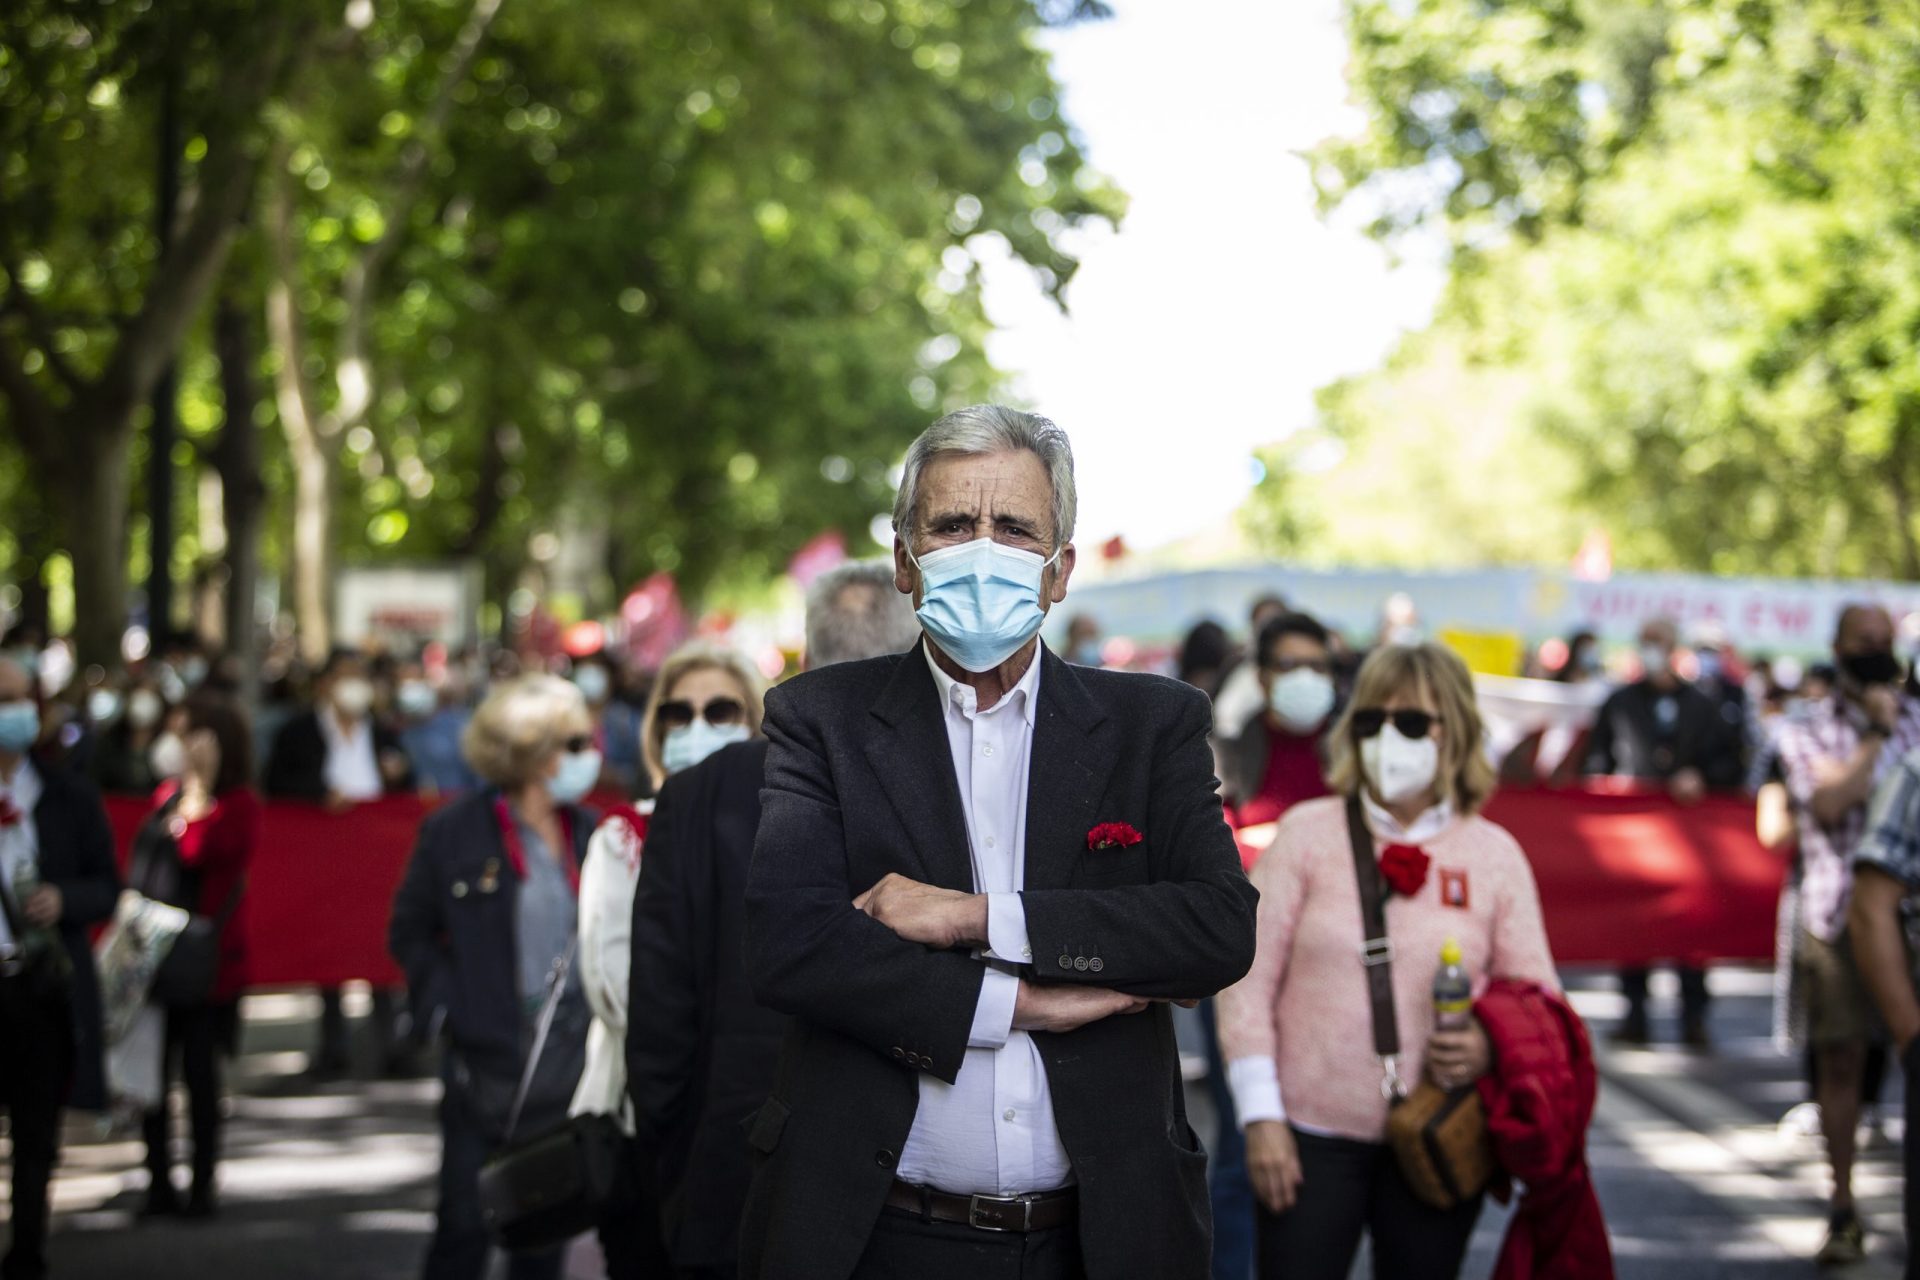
[388,674,615,1280]
[1216,642,1558,1280]
[565,645,765,1273]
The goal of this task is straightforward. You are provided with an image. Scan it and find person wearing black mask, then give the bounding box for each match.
[1582,618,1747,1049]
[1769,603,1920,1266]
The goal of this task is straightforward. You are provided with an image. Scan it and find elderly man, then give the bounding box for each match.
[0,656,119,1280]
[739,406,1259,1280]
[626,560,923,1280]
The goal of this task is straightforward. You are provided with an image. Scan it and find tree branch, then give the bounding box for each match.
[0,258,83,396]
[92,12,311,429]
[331,0,503,435]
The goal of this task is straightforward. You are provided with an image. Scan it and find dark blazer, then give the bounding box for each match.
[28,757,121,1110]
[264,709,411,800]
[1582,679,1746,790]
[387,788,596,1082]
[626,737,786,1271]
[739,645,1259,1280]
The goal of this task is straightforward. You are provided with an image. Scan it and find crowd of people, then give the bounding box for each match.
[6,403,1920,1280]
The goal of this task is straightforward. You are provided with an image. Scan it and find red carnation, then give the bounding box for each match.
[0,798,18,829]
[1086,821,1143,851]
[1378,843,1431,898]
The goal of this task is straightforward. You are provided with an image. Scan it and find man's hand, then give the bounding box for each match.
[1865,684,1901,734]
[1426,1021,1493,1091]
[1668,767,1706,806]
[1246,1121,1304,1214]
[23,884,61,928]
[1010,980,1148,1033]
[853,873,987,950]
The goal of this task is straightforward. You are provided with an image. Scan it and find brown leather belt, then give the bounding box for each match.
[884,1179,1077,1233]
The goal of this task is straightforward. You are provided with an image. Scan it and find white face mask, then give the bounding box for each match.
[1360,723,1440,805]
[332,677,374,718]
[127,689,164,730]
[149,732,189,780]
[1640,644,1671,678]
[1268,668,1335,733]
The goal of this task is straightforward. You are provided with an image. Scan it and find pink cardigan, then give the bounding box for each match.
[1216,795,1557,1142]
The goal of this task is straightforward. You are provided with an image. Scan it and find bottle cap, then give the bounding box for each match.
[1440,936,1462,966]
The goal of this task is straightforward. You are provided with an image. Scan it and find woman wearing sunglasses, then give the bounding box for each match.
[559,644,766,1274]
[388,673,632,1280]
[1216,642,1558,1280]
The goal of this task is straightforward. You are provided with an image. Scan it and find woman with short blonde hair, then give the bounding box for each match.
[1217,641,1558,1280]
[390,672,649,1277]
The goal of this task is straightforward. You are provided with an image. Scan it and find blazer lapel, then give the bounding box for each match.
[862,648,976,893]
[1023,647,1117,892]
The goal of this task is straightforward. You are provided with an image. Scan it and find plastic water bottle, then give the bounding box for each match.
[1433,936,1472,1032]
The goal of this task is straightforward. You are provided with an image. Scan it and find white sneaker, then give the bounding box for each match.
[1780,1100,1823,1140]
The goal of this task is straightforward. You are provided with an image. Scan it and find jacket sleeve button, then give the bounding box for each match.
[891,1046,906,1061]
[1058,955,1074,970]
[876,1149,896,1169]
[1074,956,1090,972]
[1089,957,1104,973]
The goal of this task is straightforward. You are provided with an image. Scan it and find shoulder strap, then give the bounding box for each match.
[1346,795,1407,1100]
[502,933,579,1144]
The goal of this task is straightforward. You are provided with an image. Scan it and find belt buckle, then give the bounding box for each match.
[1361,937,1393,967]
[967,1193,1031,1233]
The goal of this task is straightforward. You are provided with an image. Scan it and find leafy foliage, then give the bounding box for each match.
[1249,0,1920,580]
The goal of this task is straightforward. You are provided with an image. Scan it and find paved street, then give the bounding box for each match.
[2,969,1908,1278]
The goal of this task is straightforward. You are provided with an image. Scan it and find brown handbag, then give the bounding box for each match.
[1344,796,1498,1210]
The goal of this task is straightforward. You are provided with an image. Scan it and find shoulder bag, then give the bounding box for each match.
[476,936,626,1251]
[130,800,245,1007]
[1345,795,1498,1211]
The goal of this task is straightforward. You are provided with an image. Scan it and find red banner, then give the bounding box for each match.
[106,785,1784,991]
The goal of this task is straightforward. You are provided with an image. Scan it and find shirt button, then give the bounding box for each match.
[986,836,996,849]
[1003,1108,1016,1122]
[983,744,995,757]
[1021,947,1032,960]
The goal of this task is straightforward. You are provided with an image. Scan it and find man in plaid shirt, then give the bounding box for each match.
[1853,738,1920,1280]
[1773,603,1920,1265]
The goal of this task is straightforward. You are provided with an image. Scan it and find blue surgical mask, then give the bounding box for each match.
[663,721,751,775]
[0,701,41,753]
[397,680,437,719]
[547,747,603,804]
[909,537,1060,674]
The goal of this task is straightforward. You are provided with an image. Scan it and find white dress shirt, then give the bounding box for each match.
[0,758,44,951]
[896,642,1073,1195]
[1227,793,1456,1132]
[320,711,383,801]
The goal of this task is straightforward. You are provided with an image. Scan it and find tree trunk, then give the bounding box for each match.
[289,435,333,663]
[213,294,265,698]
[60,428,134,668]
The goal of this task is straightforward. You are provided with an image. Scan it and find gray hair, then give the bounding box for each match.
[805,560,922,667]
[890,404,1077,549]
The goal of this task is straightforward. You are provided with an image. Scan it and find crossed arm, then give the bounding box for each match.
[745,684,1257,1073]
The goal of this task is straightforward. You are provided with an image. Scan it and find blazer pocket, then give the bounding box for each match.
[743,1094,790,1155]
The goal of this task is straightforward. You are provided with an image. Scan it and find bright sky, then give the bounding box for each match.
[976,0,1447,554]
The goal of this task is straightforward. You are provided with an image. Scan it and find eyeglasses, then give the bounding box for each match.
[1350,709,1441,740]
[657,697,745,730]
[562,734,594,754]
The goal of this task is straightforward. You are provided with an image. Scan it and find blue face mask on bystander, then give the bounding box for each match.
[0,701,39,753]
[909,537,1061,673]
[663,721,751,776]
[547,747,603,804]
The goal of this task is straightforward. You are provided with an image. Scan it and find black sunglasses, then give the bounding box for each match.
[657,697,745,730]
[1350,709,1441,740]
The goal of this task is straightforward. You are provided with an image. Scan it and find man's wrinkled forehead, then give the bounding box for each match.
[913,450,1050,525]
